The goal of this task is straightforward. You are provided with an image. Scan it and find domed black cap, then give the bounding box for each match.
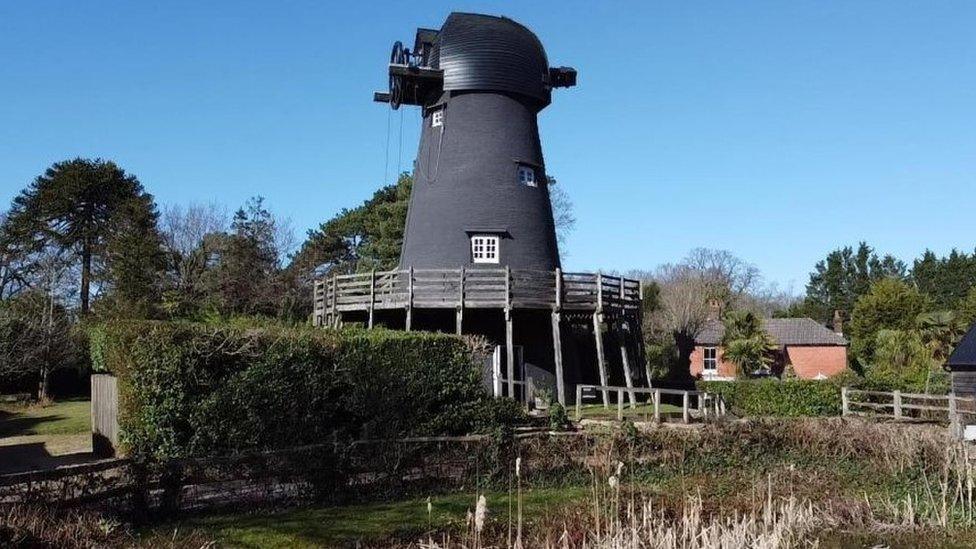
[437,13,553,105]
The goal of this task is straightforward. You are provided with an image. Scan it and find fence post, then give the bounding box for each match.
[841,386,849,417]
[682,391,690,424]
[893,390,903,419]
[368,269,376,329]
[949,393,961,439]
[654,389,661,422]
[576,385,583,421]
[617,389,624,421]
[405,267,414,331]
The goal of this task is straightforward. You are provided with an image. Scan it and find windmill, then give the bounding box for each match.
[317,13,642,407]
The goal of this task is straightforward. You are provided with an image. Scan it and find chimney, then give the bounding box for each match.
[832,310,844,335]
[706,299,723,322]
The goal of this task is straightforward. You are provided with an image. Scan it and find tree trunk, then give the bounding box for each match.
[80,237,91,315]
[673,330,697,386]
[38,366,50,403]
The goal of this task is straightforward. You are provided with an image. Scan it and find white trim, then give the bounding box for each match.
[471,235,499,264]
[431,109,443,127]
[703,346,718,374]
[517,165,536,187]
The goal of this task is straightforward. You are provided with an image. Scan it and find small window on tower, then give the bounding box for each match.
[517,165,536,187]
[431,109,443,127]
[471,235,499,264]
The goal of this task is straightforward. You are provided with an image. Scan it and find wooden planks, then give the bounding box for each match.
[91,374,119,458]
[314,268,643,319]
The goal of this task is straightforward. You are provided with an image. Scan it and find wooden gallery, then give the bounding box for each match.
[314,13,645,405]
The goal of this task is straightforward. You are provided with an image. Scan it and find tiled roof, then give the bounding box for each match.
[948,323,976,367]
[695,317,848,346]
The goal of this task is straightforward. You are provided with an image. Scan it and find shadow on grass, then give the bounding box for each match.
[0,412,69,438]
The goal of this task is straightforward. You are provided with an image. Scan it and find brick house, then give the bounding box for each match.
[690,317,848,381]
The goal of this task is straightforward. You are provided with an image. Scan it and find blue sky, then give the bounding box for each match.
[1,1,974,291]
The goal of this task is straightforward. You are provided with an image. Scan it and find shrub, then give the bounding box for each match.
[698,378,849,417]
[92,321,522,459]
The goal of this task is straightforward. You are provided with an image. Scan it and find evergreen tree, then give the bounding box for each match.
[848,278,931,365]
[2,158,163,315]
[798,242,906,324]
[911,249,976,309]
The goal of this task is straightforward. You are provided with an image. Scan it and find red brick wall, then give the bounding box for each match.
[690,345,738,379]
[690,344,848,380]
[785,346,848,379]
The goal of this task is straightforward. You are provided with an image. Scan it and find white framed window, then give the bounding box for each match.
[517,165,536,187]
[471,235,499,264]
[703,347,718,373]
[431,109,443,127]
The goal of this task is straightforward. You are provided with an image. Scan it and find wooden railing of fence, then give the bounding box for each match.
[574,384,726,424]
[841,387,976,424]
[313,268,642,326]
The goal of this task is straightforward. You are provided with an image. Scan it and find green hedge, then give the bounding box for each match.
[698,378,849,417]
[92,321,522,459]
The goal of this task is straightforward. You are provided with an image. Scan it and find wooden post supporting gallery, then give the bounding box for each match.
[367,269,376,329]
[593,311,609,407]
[405,266,414,331]
[330,274,338,328]
[618,319,636,407]
[456,267,464,335]
[505,266,515,400]
[506,307,515,400]
[552,311,565,405]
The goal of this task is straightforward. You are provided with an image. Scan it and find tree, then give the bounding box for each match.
[959,286,976,328]
[202,197,286,317]
[915,310,967,364]
[293,174,412,279]
[159,203,228,318]
[848,278,930,365]
[546,176,576,257]
[798,242,907,324]
[868,329,937,393]
[0,289,79,401]
[720,310,778,377]
[911,249,976,310]
[644,249,760,381]
[2,158,163,315]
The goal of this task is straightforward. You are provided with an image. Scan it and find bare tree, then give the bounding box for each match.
[159,203,228,316]
[547,177,576,261]
[643,249,761,382]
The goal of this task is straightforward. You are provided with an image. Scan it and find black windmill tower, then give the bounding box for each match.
[317,13,644,406]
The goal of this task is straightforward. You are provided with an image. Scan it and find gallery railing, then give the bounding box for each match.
[313,268,642,326]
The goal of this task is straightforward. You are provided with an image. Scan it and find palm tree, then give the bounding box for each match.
[720,310,778,377]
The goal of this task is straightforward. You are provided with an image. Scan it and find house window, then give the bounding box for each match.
[517,165,536,187]
[431,109,443,127]
[471,235,499,264]
[703,347,718,373]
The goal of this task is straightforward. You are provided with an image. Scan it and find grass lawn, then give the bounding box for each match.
[576,403,684,421]
[0,398,90,438]
[168,487,588,548]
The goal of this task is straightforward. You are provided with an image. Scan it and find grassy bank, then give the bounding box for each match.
[0,398,90,438]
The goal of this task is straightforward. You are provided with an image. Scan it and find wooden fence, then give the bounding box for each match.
[313,267,642,326]
[841,387,976,425]
[90,374,118,458]
[574,384,726,423]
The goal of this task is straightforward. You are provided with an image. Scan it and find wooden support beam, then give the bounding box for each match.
[593,312,609,407]
[555,268,563,310]
[330,274,338,328]
[619,320,637,407]
[506,308,515,400]
[405,267,413,331]
[456,267,464,335]
[552,311,565,405]
[653,389,661,422]
[367,269,376,329]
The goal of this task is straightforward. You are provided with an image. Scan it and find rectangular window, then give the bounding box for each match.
[471,235,499,264]
[431,110,443,127]
[517,165,536,187]
[703,347,717,373]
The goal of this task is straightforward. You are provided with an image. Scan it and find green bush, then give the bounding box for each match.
[698,378,850,417]
[92,321,522,459]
